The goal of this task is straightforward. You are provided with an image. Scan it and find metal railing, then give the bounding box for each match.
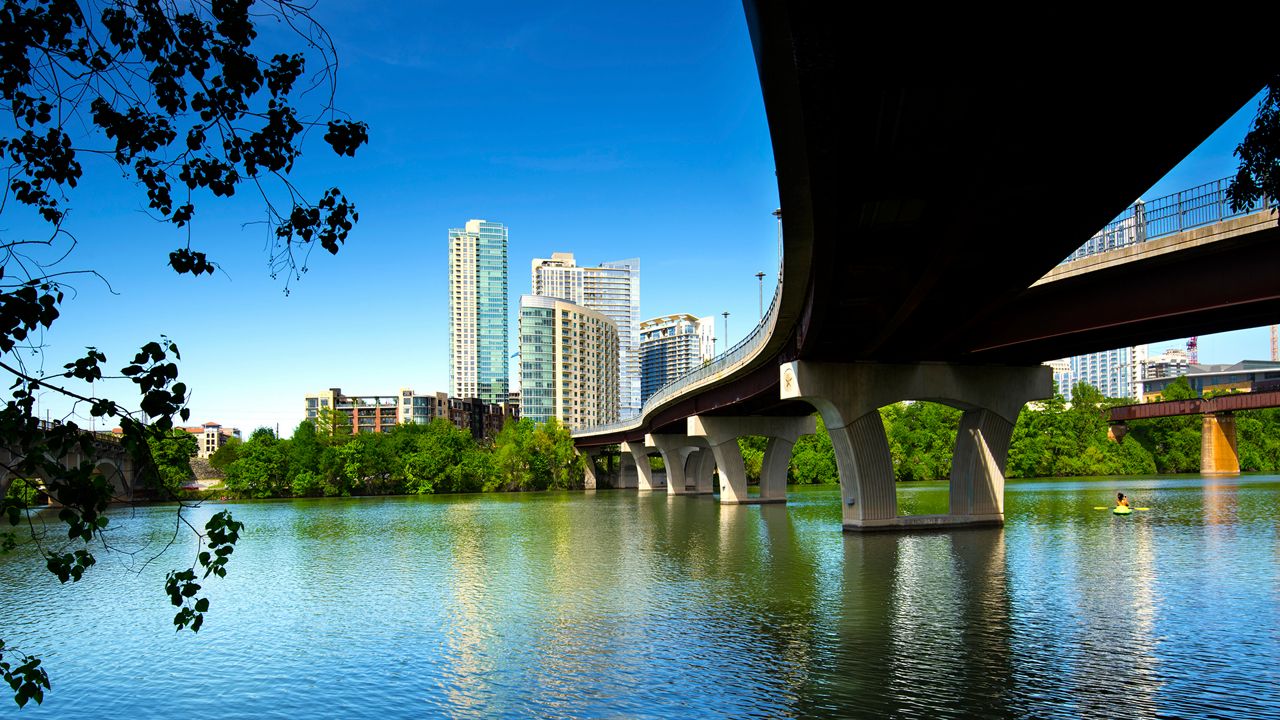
[1062,176,1272,263]
[576,276,784,437]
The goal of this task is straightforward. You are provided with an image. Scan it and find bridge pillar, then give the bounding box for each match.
[618,451,638,489]
[621,441,662,491]
[779,361,1050,530]
[580,448,603,490]
[688,415,816,504]
[649,435,707,495]
[1107,422,1128,442]
[1201,412,1239,475]
[686,449,716,494]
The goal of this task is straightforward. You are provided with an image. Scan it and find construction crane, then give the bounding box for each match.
[1272,325,1278,361]
[1187,336,1198,365]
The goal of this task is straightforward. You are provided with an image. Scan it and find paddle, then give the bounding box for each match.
[1093,506,1150,511]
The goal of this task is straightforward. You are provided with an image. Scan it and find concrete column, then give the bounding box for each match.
[779,361,1050,530]
[687,449,716,494]
[649,435,705,495]
[621,441,659,491]
[688,415,815,505]
[949,408,1014,519]
[580,448,602,490]
[760,436,795,501]
[1107,422,1128,442]
[618,451,638,489]
[1201,412,1239,474]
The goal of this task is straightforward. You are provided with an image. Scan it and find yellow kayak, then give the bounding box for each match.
[1113,505,1133,515]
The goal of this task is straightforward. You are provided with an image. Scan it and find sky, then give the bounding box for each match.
[15,1,1273,436]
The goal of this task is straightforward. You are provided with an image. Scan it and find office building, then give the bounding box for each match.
[518,294,619,431]
[639,313,715,404]
[449,219,509,405]
[531,253,640,419]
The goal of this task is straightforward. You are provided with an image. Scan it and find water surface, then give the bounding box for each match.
[2,475,1277,718]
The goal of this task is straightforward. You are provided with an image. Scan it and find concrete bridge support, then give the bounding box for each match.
[686,449,716,494]
[1201,412,1239,474]
[580,448,603,490]
[621,441,663,491]
[688,415,816,504]
[617,451,638,489]
[779,361,1050,531]
[649,435,707,495]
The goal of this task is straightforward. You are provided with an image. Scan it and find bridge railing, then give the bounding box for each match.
[1063,176,1272,263]
[576,276,784,437]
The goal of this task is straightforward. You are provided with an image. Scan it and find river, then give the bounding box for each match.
[1,474,1277,719]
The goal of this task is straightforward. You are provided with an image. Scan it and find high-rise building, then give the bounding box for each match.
[639,313,715,404]
[1056,346,1146,401]
[518,294,619,431]
[449,219,508,405]
[530,253,640,419]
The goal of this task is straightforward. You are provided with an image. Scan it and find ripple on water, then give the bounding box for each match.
[1,478,1278,718]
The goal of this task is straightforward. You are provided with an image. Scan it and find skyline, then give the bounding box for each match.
[19,1,1275,437]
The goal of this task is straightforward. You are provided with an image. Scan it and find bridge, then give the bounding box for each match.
[0,423,142,506]
[1109,390,1280,475]
[572,10,1276,530]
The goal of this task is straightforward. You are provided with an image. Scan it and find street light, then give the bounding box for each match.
[755,271,766,318]
[722,311,730,350]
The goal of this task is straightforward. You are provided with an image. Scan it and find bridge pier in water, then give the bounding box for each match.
[648,434,710,495]
[780,361,1050,531]
[1201,412,1239,474]
[620,441,664,491]
[687,415,816,505]
[580,447,604,490]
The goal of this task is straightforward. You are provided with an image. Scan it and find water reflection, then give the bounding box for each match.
[0,477,1278,719]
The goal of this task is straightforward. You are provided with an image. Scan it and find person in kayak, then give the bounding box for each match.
[1116,492,1130,508]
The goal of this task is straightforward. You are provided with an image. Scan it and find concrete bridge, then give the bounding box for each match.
[1109,390,1280,475]
[0,425,141,505]
[573,7,1276,531]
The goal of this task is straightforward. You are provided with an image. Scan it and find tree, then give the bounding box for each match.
[1229,75,1280,212]
[0,0,366,707]
[144,427,198,497]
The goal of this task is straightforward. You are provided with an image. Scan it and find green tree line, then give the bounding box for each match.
[202,415,582,499]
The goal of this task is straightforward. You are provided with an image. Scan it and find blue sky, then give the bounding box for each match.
[20,1,1272,435]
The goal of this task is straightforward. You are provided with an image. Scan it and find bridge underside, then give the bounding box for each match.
[574,8,1274,530]
[747,3,1269,366]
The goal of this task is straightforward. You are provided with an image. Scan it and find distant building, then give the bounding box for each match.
[1142,360,1280,400]
[180,422,241,459]
[450,219,509,405]
[1143,347,1191,381]
[639,313,715,404]
[1054,346,1146,401]
[305,388,398,434]
[304,387,515,441]
[1044,359,1071,397]
[531,252,640,420]
[518,294,619,431]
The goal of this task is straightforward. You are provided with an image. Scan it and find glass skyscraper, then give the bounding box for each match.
[449,219,508,405]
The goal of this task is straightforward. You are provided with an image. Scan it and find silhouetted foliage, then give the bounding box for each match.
[1229,75,1280,212]
[0,0,366,707]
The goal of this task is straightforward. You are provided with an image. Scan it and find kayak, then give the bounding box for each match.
[1113,505,1133,515]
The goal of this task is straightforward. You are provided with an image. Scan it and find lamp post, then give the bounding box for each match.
[722,311,730,350]
[755,271,765,318]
